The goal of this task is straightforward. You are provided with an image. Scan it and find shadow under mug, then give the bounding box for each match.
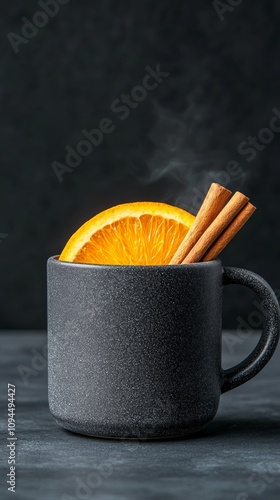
[47,257,280,439]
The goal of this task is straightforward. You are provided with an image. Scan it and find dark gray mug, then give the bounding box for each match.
[47,257,280,439]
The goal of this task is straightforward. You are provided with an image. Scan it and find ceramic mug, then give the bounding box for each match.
[47,257,280,439]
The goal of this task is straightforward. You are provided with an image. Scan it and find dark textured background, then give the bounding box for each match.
[1,0,280,329]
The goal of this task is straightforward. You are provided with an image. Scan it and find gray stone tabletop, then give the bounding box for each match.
[0,331,279,500]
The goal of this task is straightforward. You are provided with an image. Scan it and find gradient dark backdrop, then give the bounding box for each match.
[1,1,280,329]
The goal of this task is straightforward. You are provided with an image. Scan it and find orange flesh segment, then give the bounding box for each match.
[59,202,195,265]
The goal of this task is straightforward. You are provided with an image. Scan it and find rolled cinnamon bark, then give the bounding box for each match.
[202,202,256,262]
[169,183,232,265]
[181,191,249,264]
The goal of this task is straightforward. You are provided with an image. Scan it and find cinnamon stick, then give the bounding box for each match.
[181,191,249,264]
[169,183,232,265]
[202,202,256,262]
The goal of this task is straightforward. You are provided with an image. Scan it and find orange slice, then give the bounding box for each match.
[59,201,195,265]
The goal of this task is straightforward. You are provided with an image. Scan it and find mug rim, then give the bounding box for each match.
[48,255,221,270]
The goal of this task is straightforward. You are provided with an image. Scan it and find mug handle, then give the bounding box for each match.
[221,266,280,393]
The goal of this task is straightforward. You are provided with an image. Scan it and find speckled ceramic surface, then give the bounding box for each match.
[47,258,280,439]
